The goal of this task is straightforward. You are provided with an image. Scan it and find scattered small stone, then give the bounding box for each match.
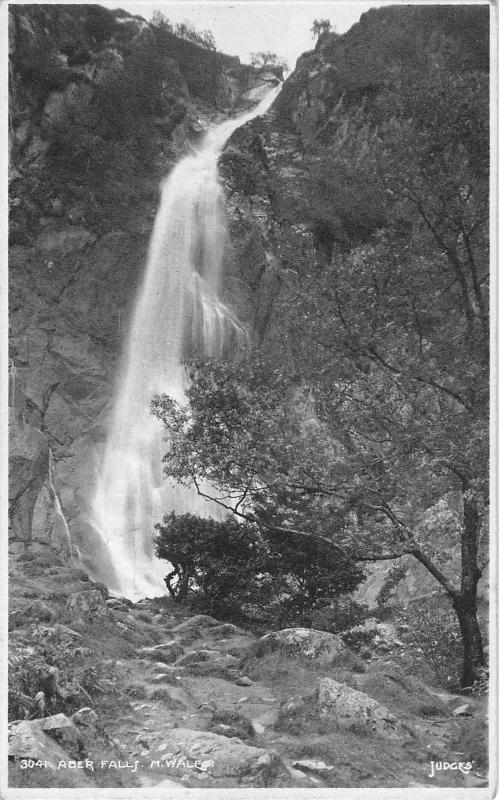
[211,723,248,740]
[198,702,216,713]
[71,707,98,727]
[452,704,472,716]
[293,759,335,774]
[251,721,265,735]
[236,676,253,686]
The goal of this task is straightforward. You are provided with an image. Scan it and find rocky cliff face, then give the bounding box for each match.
[8,4,272,575]
[9,3,488,613]
[218,4,489,611]
[7,7,489,790]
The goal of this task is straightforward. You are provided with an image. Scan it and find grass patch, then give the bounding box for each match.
[355,663,449,720]
[243,651,326,699]
[449,707,488,769]
[126,682,149,699]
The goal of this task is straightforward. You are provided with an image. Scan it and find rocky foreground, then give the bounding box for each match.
[8,560,487,790]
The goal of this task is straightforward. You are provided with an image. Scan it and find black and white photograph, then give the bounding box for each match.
[4,0,494,794]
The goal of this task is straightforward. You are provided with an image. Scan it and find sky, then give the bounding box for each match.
[101,2,378,70]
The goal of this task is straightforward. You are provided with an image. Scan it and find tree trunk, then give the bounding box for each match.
[456,484,486,688]
[453,595,485,688]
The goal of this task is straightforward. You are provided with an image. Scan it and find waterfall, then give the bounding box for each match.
[48,448,74,560]
[91,86,280,599]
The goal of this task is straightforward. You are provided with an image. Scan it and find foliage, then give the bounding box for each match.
[174,20,217,51]
[84,5,117,42]
[8,625,119,722]
[397,599,463,690]
[310,597,370,634]
[341,627,377,654]
[154,510,365,628]
[8,626,90,721]
[151,10,172,32]
[375,565,408,609]
[311,19,334,39]
[152,9,488,688]
[250,51,288,71]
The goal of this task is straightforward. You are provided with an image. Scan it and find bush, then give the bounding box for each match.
[154,512,365,631]
[341,627,376,653]
[8,625,120,721]
[310,598,370,634]
[397,595,463,689]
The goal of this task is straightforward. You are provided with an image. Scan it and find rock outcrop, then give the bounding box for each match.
[8,4,273,577]
[244,628,349,666]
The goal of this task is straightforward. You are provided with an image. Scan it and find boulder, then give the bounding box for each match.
[170,614,219,630]
[9,719,73,765]
[176,649,220,666]
[168,615,220,643]
[236,676,253,686]
[65,589,111,625]
[452,704,472,716]
[71,707,98,727]
[153,728,287,785]
[246,628,348,666]
[40,713,83,752]
[211,724,249,740]
[317,678,408,740]
[151,673,178,685]
[210,623,248,639]
[211,708,254,738]
[136,642,184,664]
[251,707,280,731]
[293,759,335,777]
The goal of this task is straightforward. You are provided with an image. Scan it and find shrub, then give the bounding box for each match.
[154,512,365,631]
[341,627,376,653]
[310,598,370,634]
[397,595,463,689]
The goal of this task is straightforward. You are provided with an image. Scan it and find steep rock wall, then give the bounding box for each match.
[8,5,271,574]
[218,5,489,612]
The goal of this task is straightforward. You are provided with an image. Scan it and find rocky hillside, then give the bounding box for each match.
[8,4,489,790]
[8,568,487,789]
[218,3,489,612]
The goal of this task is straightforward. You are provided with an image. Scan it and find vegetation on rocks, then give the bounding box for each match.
[153,5,489,691]
[8,2,490,790]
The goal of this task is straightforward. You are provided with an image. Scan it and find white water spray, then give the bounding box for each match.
[91,86,280,599]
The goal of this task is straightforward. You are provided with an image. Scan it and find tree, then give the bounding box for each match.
[250,51,289,72]
[152,60,488,688]
[151,10,172,32]
[154,509,365,627]
[311,19,333,39]
[174,21,217,51]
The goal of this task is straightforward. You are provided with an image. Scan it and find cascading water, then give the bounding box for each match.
[91,85,281,599]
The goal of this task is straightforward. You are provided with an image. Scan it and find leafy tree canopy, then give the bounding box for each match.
[152,8,489,689]
[250,51,289,71]
[311,19,334,39]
